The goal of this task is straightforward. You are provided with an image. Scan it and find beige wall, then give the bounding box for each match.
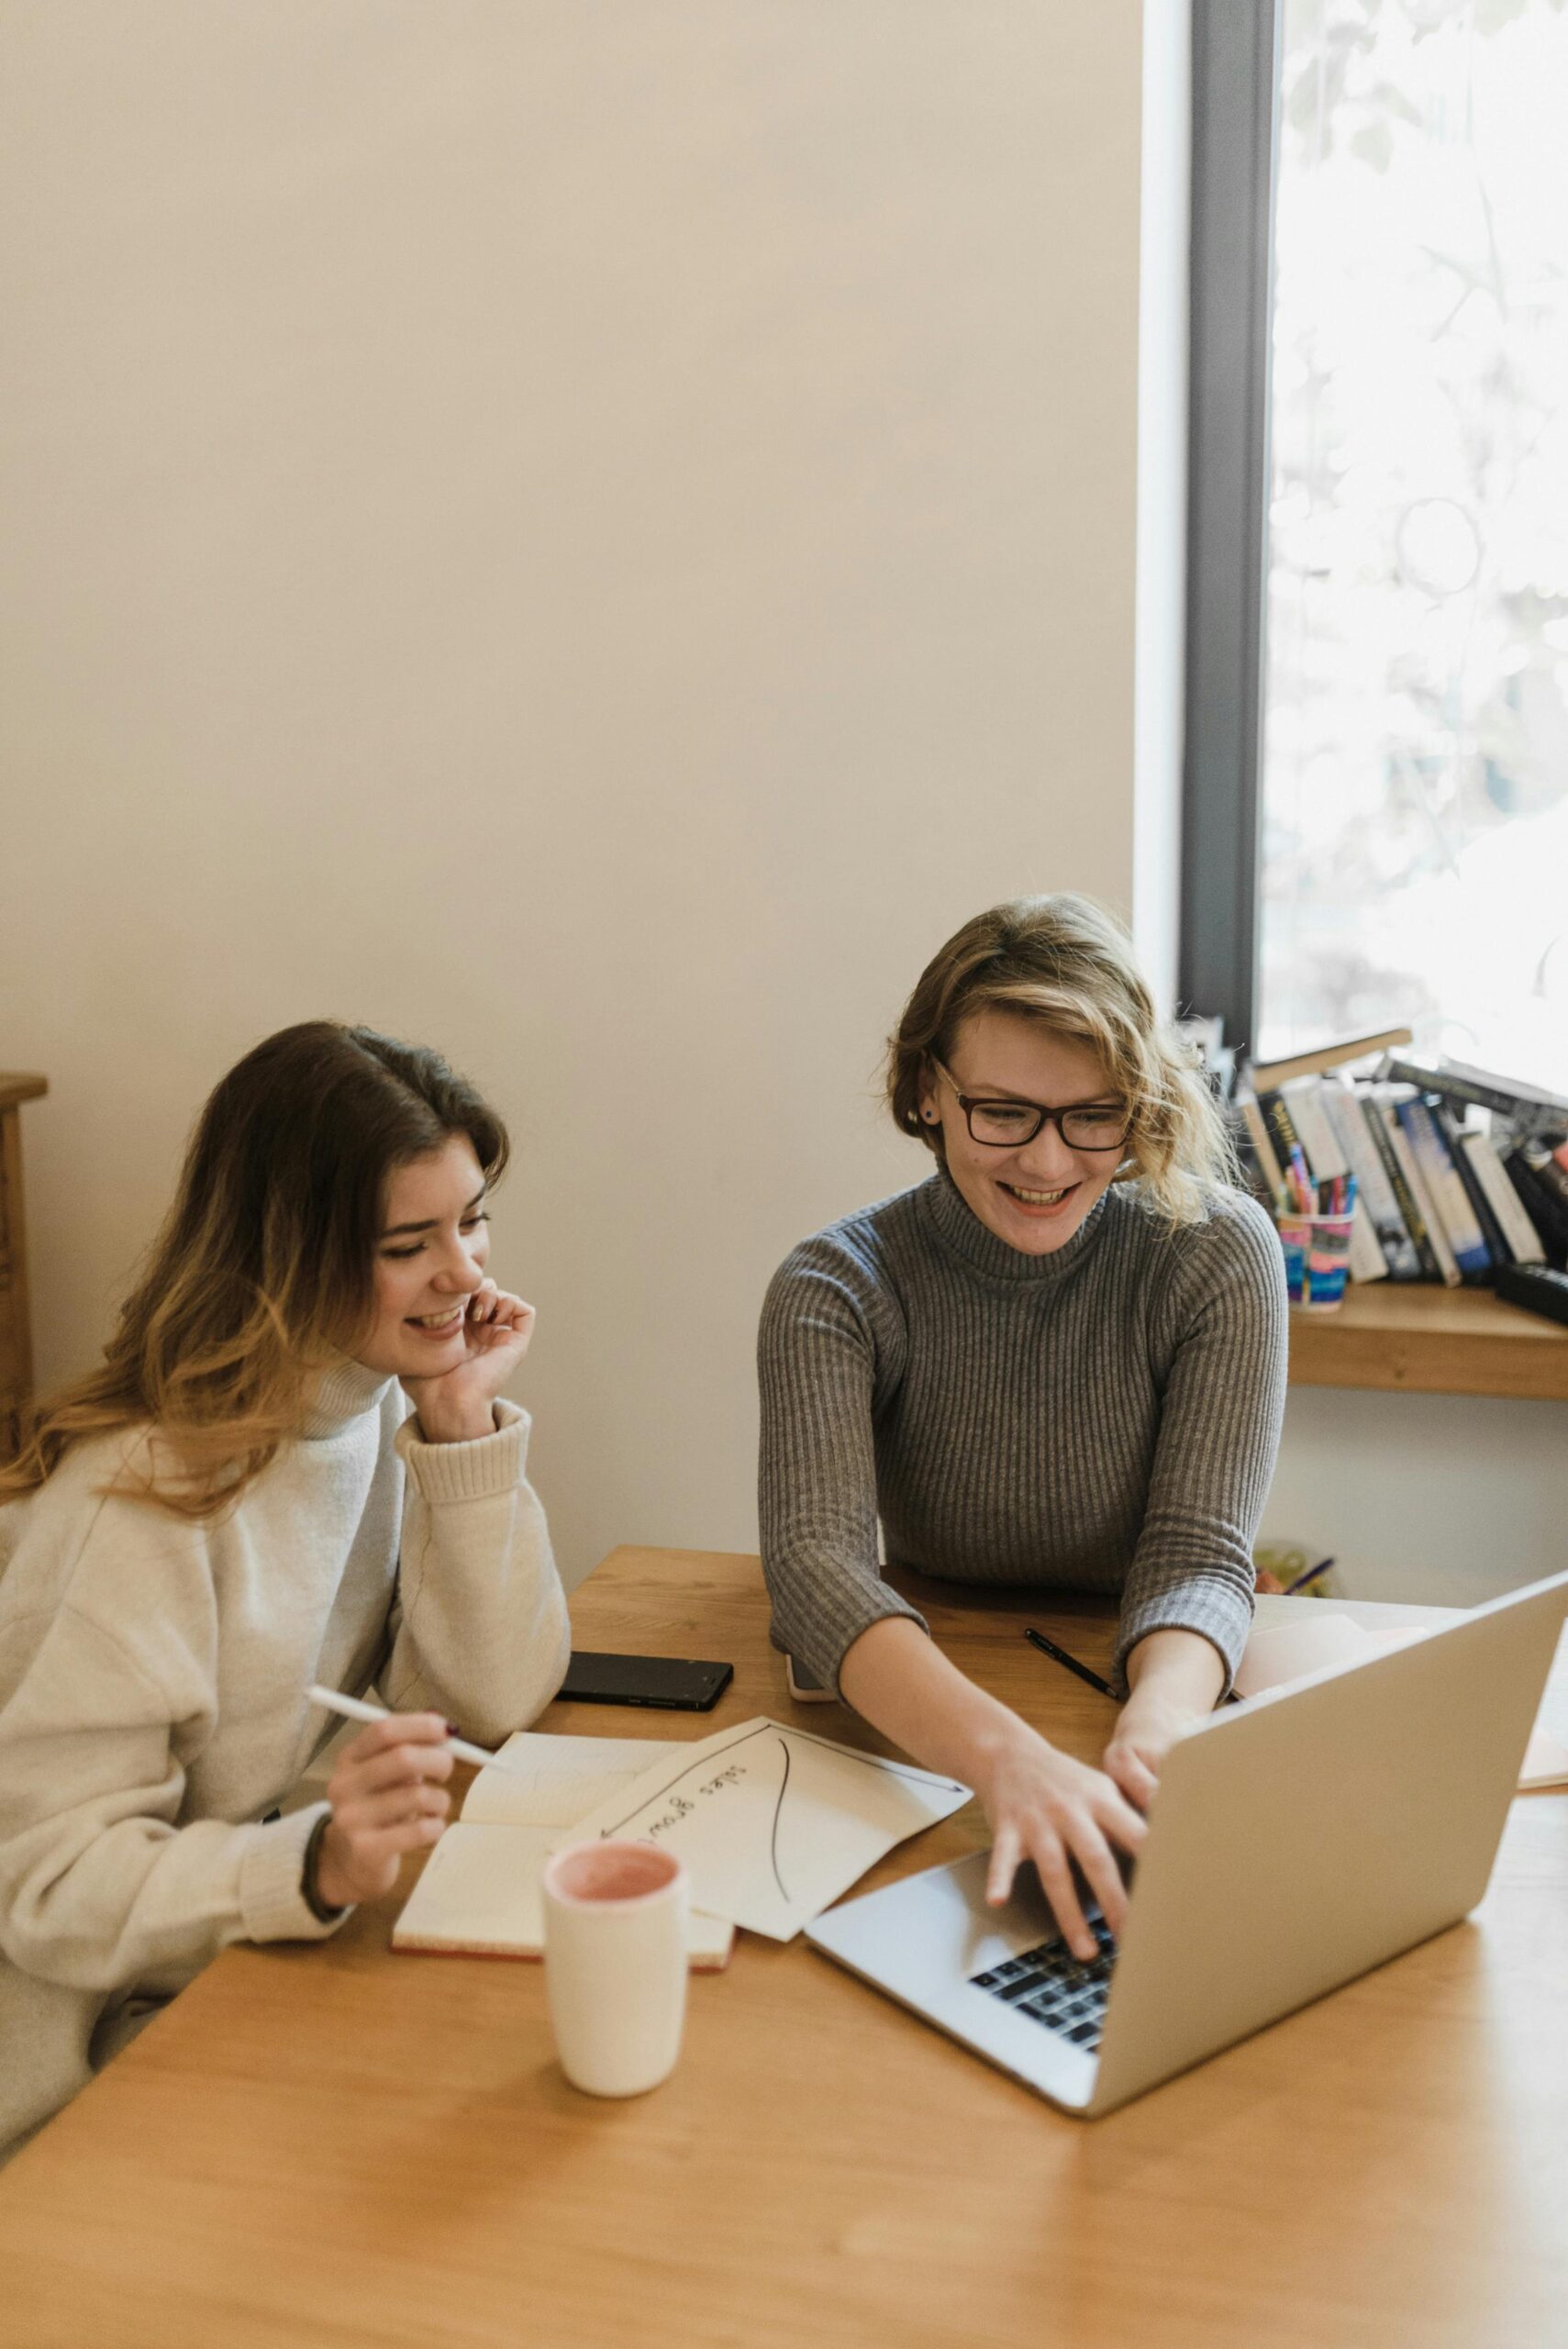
[1,5,1150,1586]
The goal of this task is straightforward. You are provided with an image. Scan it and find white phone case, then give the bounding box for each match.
[785,1655,838,1704]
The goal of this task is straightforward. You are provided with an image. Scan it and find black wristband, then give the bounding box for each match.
[301,1809,348,1925]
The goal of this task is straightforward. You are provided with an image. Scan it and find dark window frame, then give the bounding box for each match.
[1178,0,1282,1061]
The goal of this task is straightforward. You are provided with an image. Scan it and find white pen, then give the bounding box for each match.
[306,1684,527,1778]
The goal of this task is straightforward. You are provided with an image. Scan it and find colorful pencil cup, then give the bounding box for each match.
[1274,1209,1354,1313]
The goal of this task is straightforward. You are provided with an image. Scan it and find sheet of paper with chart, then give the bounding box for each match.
[560,1716,973,1941]
[392,1731,734,1965]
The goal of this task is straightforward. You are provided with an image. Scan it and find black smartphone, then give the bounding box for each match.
[557,1651,734,1712]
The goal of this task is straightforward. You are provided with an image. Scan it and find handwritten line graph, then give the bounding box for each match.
[593,1720,966,1842]
[768,1736,791,1903]
[569,1715,974,1939]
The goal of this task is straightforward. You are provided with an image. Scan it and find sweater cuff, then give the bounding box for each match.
[775,1581,929,1700]
[1113,1588,1251,1700]
[395,1398,529,1502]
[239,1802,353,1943]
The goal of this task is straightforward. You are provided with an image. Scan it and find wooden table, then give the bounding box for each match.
[3,1548,1565,2349]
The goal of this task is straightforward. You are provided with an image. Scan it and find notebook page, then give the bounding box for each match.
[394,1823,558,1952]
[392,1822,734,1965]
[461,1731,682,1828]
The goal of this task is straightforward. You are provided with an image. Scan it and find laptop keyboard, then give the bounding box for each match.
[968,1917,1117,2053]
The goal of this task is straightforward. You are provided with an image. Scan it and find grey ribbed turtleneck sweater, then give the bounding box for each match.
[758,1170,1287,1698]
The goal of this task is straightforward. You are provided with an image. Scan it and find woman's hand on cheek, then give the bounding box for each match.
[403,1281,537,1443]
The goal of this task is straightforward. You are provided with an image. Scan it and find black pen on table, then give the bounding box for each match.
[1281,1554,1336,1596]
[1024,1626,1243,1705]
[1023,1627,1115,1698]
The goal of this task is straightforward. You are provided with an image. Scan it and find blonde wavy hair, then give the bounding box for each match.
[0,1022,509,1520]
[885,894,1237,1225]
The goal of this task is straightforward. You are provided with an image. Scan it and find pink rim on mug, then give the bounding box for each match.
[543,1841,684,1907]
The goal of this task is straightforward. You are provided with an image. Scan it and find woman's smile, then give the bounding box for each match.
[406,1305,467,1334]
[997,1178,1080,1217]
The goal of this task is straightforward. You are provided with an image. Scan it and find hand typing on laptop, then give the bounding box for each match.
[973,1725,1145,1958]
[811,1570,1568,2117]
[837,1618,1144,1962]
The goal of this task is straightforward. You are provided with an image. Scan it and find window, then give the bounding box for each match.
[1182,0,1568,1086]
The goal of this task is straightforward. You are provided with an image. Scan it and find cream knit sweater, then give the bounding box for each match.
[0,1361,571,2161]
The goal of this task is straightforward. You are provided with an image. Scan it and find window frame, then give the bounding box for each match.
[1178,0,1282,1061]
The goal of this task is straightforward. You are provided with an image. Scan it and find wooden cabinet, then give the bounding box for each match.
[0,1074,48,1461]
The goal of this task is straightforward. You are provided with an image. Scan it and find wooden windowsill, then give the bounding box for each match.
[1287,1281,1568,1401]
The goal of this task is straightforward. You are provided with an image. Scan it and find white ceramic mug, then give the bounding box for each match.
[541,1841,689,2097]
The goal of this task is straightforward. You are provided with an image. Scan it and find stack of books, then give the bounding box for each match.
[1233,1027,1568,1287]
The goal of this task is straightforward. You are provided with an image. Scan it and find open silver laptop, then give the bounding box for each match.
[806,1568,1568,2117]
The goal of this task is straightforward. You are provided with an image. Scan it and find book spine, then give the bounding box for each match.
[1524,1143,1568,1218]
[1235,1089,1284,1208]
[1382,1057,1562,1128]
[1283,1077,1383,1279]
[1231,1127,1273,1210]
[1398,1099,1491,1280]
[1430,1104,1512,1272]
[1394,1100,1474,1283]
[1257,1088,1307,1186]
[1463,1132,1545,1264]
[1245,1024,1413,1093]
[1320,1081,1419,1280]
[1362,1096,1440,1281]
[1440,1060,1568,1130]
[1504,1152,1568,1271]
[1278,1077,1349,1181]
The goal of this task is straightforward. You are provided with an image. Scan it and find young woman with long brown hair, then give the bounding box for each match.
[759,895,1287,1962]
[0,1023,570,2159]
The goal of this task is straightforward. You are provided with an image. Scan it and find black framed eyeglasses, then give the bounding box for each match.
[932,1063,1135,1152]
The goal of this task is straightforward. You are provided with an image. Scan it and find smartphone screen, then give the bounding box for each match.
[557,1651,734,1712]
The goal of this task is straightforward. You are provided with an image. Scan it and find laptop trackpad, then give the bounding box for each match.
[806,1850,1102,2109]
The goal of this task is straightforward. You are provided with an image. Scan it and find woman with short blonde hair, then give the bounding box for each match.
[884,893,1238,1223]
[0,1022,570,2161]
[760,895,1284,1958]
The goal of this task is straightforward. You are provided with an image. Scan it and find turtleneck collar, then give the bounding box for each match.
[302,1359,396,1439]
[918,1164,1115,1286]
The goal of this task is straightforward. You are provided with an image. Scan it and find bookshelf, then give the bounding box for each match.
[1288,1282,1568,1401]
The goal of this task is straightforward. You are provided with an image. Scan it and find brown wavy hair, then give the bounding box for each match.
[885,894,1237,1224]
[0,1022,509,1520]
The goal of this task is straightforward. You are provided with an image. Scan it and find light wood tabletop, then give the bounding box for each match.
[2,1546,1564,2349]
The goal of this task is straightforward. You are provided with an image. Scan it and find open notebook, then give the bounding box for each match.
[1239,1608,1568,1790]
[392,1732,736,1969]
